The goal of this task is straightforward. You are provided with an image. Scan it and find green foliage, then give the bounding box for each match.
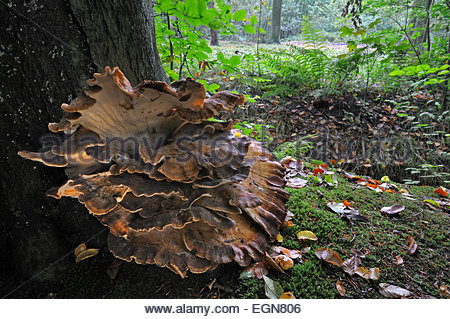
[233,121,274,145]
[273,135,316,160]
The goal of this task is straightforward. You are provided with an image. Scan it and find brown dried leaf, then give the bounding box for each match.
[439,285,450,299]
[336,280,346,296]
[315,247,343,267]
[286,177,308,189]
[297,230,318,241]
[355,267,380,280]
[342,256,361,275]
[379,283,412,298]
[240,261,269,279]
[407,236,418,255]
[380,204,405,215]
[280,292,296,299]
[271,246,302,259]
[106,259,123,280]
[395,255,404,265]
[264,252,285,274]
[274,255,294,270]
[74,243,86,257]
[75,248,99,263]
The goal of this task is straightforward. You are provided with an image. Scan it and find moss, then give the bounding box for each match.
[237,167,449,299]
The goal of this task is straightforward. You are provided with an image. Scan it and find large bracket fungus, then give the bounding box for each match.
[19,67,289,277]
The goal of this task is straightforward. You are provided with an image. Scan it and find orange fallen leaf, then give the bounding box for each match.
[280,292,296,299]
[74,243,86,257]
[407,236,418,255]
[274,255,294,270]
[435,187,448,197]
[282,220,294,228]
[336,280,346,296]
[315,247,343,267]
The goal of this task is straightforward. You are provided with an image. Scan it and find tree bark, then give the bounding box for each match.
[271,0,283,43]
[409,0,433,53]
[0,0,167,285]
[209,1,219,46]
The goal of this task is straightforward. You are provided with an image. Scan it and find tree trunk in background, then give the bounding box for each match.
[209,1,219,46]
[0,0,167,287]
[271,0,283,43]
[409,0,433,53]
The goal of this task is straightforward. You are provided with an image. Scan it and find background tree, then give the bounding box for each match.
[0,0,167,284]
[271,0,283,43]
[209,1,220,45]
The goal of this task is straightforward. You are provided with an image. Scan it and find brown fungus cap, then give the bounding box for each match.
[18,67,289,277]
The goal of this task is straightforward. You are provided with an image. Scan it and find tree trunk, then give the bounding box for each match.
[0,0,167,286]
[209,1,219,46]
[409,0,433,53]
[271,0,283,43]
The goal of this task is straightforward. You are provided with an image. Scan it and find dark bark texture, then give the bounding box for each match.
[271,0,282,43]
[209,1,219,46]
[0,0,167,290]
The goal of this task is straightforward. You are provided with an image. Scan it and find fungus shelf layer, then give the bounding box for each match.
[19,66,289,277]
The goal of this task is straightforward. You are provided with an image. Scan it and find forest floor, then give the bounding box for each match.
[1,88,448,299]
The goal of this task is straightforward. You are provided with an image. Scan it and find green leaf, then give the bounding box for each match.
[258,27,266,34]
[263,275,283,299]
[217,51,225,62]
[389,70,406,76]
[233,9,246,21]
[243,25,256,34]
[340,26,353,37]
[229,55,241,67]
[368,18,382,29]
[250,15,258,25]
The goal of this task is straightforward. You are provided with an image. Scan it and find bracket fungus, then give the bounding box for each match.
[19,67,289,277]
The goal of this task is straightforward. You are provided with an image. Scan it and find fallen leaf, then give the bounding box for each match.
[271,246,302,259]
[381,176,390,182]
[286,177,308,188]
[74,243,86,257]
[263,275,284,299]
[380,204,405,215]
[315,247,344,267]
[326,202,369,224]
[407,236,418,255]
[342,256,361,275]
[240,261,268,279]
[395,255,404,265]
[75,248,99,263]
[435,187,448,197]
[379,283,412,298]
[423,199,440,207]
[282,220,294,228]
[274,255,294,270]
[280,292,296,299]
[276,234,283,243]
[297,230,318,241]
[439,285,450,299]
[336,280,346,296]
[355,267,380,280]
[106,259,123,280]
[264,252,285,274]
